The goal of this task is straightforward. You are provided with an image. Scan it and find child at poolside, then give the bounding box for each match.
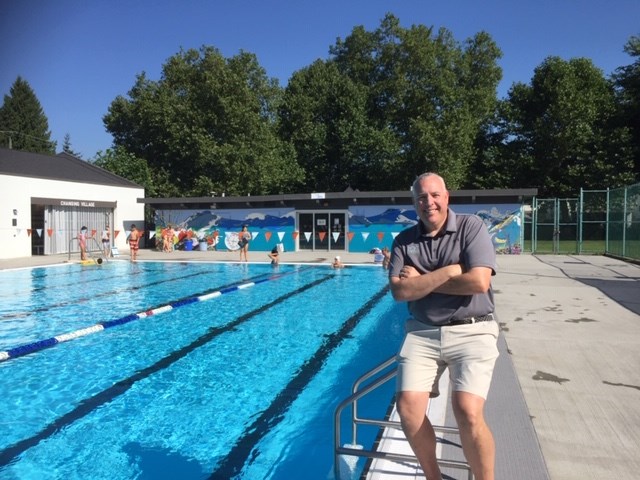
[128,224,140,261]
[78,226,88,260]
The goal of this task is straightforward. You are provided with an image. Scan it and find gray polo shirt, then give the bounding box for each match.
[389,209,496,326]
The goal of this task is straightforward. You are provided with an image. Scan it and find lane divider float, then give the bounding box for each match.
[0,268,307,363]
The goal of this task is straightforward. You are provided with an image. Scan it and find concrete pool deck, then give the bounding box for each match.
[2,251,640,479]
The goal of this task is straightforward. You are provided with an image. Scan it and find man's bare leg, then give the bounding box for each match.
[452,391,494,480]
[396,390,442,480]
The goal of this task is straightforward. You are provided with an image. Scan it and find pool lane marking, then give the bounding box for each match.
[0,273,331,468]
[0,264,240,320]
[0,262,183,301]
[209,284,391,479]
[0,268,309,363]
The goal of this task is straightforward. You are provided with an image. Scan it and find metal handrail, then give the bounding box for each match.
[333,355,473,480]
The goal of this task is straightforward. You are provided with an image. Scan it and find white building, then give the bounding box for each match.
[0,148,145,260]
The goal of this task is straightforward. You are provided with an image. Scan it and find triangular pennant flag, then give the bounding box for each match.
[318,231,327,242]
[391,232,399,239]
[332,232,340,243]
[377,232,385,242]
[362,232,370,241]
[91,229,97,237]
[149,231,156,239]
[304,231,312,242]
[292,231,299,240]
[36,228,42,237]
[47,228,53,237]
[114,230,120,238]
[251,231,259,240]
[277,231,285,241]
[265,231,272,242]
[27,229,32,237]
[347,232,355,242]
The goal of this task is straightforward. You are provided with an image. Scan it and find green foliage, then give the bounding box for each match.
[326,14,502,190]
[93,146,164,197]
[103,46,304,197]
[97,20,638,199]
[62,133,82,158]
[493,57,635,196]
[612,35,640,177]
[279,60,395,191]
[0,77,55,154]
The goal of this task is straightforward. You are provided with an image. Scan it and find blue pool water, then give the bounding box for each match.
[0,261,406,479]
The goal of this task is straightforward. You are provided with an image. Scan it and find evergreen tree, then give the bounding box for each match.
[62,133,83,158]
[0,76,55,154]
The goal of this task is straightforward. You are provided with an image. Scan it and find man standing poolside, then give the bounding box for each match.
[388,172,499,480]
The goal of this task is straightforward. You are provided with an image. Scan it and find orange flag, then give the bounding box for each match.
[377,232,385,242]
[347,232,354,242]
[47,228,53,237]
[292,231,299,240]
[27,229,32,236]
[265,231,272,242]
[114,230,120,238]
[318,231,327,243]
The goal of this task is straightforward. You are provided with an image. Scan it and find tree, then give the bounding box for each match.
[93,146,162,197]
[494,57,635,197]
[279,60,397,191]
[103,46,304,197]
[327,14,502,189]
[62,133,82,158]
[0,76,55,154]
[612,35,640,179]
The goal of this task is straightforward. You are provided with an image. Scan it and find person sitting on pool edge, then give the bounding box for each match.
[332,255,345,268]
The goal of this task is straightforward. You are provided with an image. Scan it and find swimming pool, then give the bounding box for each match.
[0,261,405,479]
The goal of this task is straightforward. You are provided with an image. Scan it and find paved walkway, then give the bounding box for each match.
[493,254,640,480]
[2,251,640,479]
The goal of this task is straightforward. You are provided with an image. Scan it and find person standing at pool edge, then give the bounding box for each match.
[238,224,251,262]
[388,172,499,480]
[102,226,111,257]
[78,226,88,260]
[128,224,140,261]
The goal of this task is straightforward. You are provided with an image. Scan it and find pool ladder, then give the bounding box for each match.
[333,355,473,480]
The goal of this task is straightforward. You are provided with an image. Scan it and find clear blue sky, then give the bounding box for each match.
[1,0,638,160]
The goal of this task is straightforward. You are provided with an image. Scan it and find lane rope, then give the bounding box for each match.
[0,268,309,363]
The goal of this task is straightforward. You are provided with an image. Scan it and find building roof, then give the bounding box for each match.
[140,187,538,210]
[0,148,142,189]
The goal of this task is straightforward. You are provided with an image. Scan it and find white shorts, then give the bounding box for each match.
[396,318,499,399]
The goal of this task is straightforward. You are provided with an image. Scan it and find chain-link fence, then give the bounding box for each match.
[603,183,640,261]
[522,182,640,262]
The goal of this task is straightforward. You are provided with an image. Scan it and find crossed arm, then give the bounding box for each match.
[389,264,492,302]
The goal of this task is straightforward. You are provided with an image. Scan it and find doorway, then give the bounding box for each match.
[297,212,347,252]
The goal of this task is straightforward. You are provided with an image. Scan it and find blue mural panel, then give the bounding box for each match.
[154,203,523,254]
[155,208,296,252]
[347,204,523,254]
